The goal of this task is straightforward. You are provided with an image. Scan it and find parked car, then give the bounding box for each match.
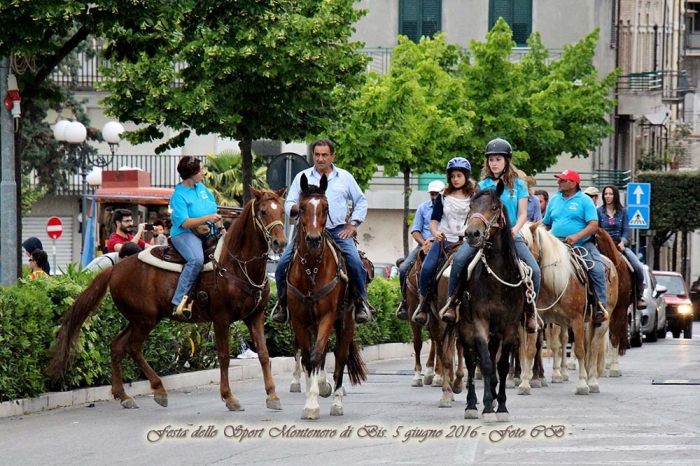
[639,266,667,343]
[653,271,694,339]
[373,263,393,279]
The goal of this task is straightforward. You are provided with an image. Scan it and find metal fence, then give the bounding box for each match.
[617,72,663,92]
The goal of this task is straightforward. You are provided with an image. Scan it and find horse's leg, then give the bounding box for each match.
[330,315,355,416]
[609,337,622,377]
[572,317,589,395]
[496,340,513,422]
[462,346,479,419]
[587,323,609,394]
[246,309,282,410]
[410,321,424,387]
[506,349,516,389]
[514,347,523,385]
[439,330,455,408]
[550,325,564,383]
[432,337,444,388]
[565,327,576,371]
[537,330,548,387]
[530,330,544,388]
[302,313,335,420]
[423,339,436,386]
[318,366,332,398]
[517,327,536,395]
[213,317,244,411]
[122,322,170,408]
[452,338,465,394]
[478,334,497,423]
[290,348,302,392]
[110,323,140,409]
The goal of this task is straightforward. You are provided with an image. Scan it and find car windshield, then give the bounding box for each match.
[654,275,686,296]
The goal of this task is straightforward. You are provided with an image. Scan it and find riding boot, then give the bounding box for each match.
[271,296,289,324]
[636,282,647,309]
[173,295,192,320]
[593,300,608,327]
[524,303,538,334]
[354,298,374,324]
[395,299,408,321]
[412,294,429,327]
[438,294,459,324]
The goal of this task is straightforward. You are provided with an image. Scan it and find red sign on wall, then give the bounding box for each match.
[46,216,63,240]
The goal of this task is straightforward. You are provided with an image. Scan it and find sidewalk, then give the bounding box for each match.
[0,342,423,419]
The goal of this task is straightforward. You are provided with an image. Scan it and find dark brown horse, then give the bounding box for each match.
[48,188,288,411]
[287,173,367,420]
[454,183,526,422]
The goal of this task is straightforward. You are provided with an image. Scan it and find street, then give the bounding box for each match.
[1,324,699,465]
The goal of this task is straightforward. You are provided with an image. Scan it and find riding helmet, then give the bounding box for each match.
[484,138,513,158]
[446,157,471,173]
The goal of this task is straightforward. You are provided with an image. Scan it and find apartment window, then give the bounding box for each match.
[399,0,442,43]
[689,2,700,33]
[489,0,533,47]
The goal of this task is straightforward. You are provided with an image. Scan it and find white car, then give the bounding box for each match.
[639,266,668,343]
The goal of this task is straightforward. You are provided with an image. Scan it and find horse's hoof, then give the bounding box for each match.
[567,361,576,370]
[340,386,346,396]
[496,412,510,422]
[266,398,282,411]
[518,385,531,396]
[506,379,515,389]
[438,398,453,408]
[588,383,600,394]
[609,369,621,378]
[226,400,245,411]
[514,377,522,386]
[330,404,343,416]
[319,381,332,398]
[423,375,434,386]
[575,386,590,395]
[452,384,463,395]
[432,375,443,387]
[482,412,498,423]
[464,409,479,419]
[121,398,139,409]
[540,378,548,387]
[290,382,301,393]
[531,379,542,389]
[154,394,168,407]
[301,407,320,420]
[551,374,564,383]
[562,373,570,382]
[411,378,423,387]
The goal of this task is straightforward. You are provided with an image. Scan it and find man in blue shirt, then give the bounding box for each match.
[271,139,373,324]
[395,180,445,320]
[542,169,607,326]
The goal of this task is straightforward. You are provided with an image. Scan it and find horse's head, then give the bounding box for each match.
[250,186,288,255]
[298,173,329,252]
[465,181,507,249]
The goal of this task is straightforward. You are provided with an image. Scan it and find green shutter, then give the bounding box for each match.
[512,0,532,46]
[422,0,442,38]
[400,0,421,43]
[489,0,513,31]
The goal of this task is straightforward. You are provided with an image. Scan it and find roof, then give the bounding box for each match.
[89,187,174,204]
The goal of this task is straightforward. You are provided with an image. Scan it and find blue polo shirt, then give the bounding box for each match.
[479,177,529,237]
[411,199,435,240]
[169,182,218,237]
[543,190,598,246]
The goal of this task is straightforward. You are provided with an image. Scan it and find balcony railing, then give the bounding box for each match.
[618,72,663,93]
[661,70,694,101]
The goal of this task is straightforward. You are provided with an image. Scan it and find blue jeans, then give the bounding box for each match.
[276,225,368,301]
[170,231,204,305]
[580,241,607,310]
[448,238,540,299]
[622,248,645,292]
[419,240,452,296]
[399,245,421,297]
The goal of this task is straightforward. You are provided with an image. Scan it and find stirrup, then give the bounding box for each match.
[173,295,192,320]
[438,296,459,324]
[270,301,289,324]
[395,300,408,321]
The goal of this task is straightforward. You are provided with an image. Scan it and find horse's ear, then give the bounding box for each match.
[530,221,541,232]
[250,186,262,199]
[300,173,309,193]
[320,174,328,193]
[276,187,287,198]
[496,179,505,197]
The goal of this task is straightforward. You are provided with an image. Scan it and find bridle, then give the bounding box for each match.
[467,203,505,249]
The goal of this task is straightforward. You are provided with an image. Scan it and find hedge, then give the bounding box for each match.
[0,270,413,402]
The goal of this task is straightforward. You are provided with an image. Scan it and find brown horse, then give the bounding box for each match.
[595,228,633,376]
[287,173,367,420]
[48,188,288,411]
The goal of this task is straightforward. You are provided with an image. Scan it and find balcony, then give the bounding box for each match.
[617,72,663,116]
[661,70,694,102]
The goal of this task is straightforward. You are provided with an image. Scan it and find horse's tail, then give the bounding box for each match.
[47,268,113,381]
[609,275,631,356]
[346,340,367,385]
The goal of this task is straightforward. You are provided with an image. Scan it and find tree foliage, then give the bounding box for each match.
[203,150,268,207]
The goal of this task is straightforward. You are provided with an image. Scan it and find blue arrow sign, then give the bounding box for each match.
[628,206,650,229]
[627,183,651,206]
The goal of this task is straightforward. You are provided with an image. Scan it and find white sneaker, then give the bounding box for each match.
[238,348,258,359]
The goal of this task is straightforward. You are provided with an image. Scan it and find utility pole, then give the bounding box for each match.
[1,57,18,285]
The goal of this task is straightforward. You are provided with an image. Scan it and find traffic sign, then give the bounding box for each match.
[626,182,651,230]
[46,216,64,240]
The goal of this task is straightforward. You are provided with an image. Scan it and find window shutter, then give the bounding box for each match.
[422,0,442,38]
[400,0,421,43]
[511,0,532,46]
[489,0,513,30]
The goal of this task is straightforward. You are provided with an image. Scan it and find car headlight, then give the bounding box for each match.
[678,304,693,314]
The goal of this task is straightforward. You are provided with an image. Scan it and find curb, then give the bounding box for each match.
[0,342,422,419]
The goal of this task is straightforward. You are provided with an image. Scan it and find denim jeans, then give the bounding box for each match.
[580,241,608,310]
[419,240,452,296]
[398,245,421,297]
[622,247,645,292]
[276,225,368,301]
[170,231,204,305]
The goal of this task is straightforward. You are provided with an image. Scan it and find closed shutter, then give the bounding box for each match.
[400,0,421,42]
[421,0,442,39]
[489,0,532,47]
[22,216,74,275]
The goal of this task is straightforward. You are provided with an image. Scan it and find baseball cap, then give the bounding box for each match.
[583,186,600,196]
[427,180,445,193]
[554,169,581,184]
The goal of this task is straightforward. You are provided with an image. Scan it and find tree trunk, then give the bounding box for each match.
[402,168,411,257]
[239,136,253,205]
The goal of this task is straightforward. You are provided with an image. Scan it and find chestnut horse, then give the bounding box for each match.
[48,188,288,411]
[451,183,526,422]
[519,223,616,395]
[287,173,367,420]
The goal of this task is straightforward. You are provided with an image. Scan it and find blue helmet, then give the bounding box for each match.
[446,157,471,172]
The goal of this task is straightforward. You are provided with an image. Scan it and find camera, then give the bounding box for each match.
[144,224,154,231]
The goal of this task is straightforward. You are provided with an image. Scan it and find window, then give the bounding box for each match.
[399,0,442,43]
[489,0,533,47]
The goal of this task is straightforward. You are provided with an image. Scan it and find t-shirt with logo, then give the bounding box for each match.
[543,190,597,246]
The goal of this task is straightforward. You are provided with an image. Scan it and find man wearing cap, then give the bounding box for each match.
[396,180,445,320]
[543,169,607,326]
[583,186,600,206]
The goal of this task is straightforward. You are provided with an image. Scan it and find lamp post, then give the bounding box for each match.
[53,120,123,260]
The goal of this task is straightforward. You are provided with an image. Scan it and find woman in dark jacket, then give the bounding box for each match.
[22,237,50,275]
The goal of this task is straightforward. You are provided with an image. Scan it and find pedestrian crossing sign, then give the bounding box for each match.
[628,206,649,229]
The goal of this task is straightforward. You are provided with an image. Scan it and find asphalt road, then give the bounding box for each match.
[1,323,699,465]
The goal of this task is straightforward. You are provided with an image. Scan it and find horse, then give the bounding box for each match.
[287,173,367,420]
[48,188,288,412]
[595,228,633,377]
[519,222,616,395]
[450,183,527,422]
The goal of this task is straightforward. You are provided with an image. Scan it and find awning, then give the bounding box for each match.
[643,106,670,126]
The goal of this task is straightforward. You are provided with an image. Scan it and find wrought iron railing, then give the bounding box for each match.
[618,72,663,92]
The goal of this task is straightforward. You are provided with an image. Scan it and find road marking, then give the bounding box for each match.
[652,379,700,385]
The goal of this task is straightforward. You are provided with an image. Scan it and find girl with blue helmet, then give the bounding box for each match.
[413,157,475,326]
[440,138,541,333]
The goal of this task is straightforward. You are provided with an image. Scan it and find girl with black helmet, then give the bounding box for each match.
[412,157,475,326]
[440,138,541,333]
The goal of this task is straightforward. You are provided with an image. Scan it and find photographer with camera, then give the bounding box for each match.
[107,209,148,253]
[150,219,169,246]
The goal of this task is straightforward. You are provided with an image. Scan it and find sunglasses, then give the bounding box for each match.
[28,258,35,262]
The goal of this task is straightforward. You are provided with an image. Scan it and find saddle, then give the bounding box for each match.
[148,234,220,266]
[568,245,615,323]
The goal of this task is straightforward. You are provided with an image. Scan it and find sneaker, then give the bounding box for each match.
[238,348,259,359]
[270,301,289,323]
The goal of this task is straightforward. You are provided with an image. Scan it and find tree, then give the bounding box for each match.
[99,0,368,204]
[330,34,472,255]
[204,150,268,207]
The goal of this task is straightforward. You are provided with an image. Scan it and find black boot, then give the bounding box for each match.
[271,297,288,323]
[438,294,459,324]
[636,283,647,309]
[355,298,374,324]
[593,301,608,327]
[395,299,408,321]
[412,295,428,327]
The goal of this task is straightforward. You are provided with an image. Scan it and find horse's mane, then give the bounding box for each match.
[520,225,572,295]
[595,228,618,260]
[473,188,519,269]
[226,192,266,252]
